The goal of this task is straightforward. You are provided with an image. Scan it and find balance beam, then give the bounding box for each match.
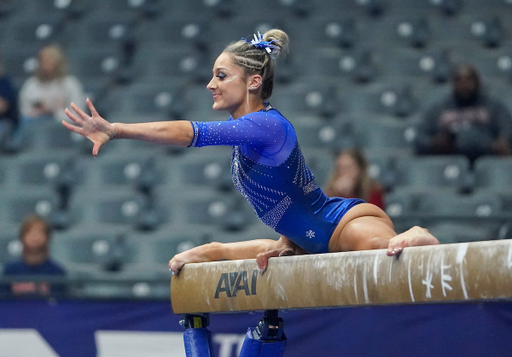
[171,240,512,314]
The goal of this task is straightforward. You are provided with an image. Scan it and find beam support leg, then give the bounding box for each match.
[181,314,214,357]
[239,310,287,357]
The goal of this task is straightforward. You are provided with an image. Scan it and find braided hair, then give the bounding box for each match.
[223,29,289,100]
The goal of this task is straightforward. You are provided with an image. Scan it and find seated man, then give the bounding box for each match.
[2,215,66,298]
[414,63,512,164]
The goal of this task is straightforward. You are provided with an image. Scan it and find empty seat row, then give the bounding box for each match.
[0,220,277,276]
[4,6,512,92]
[3,131,512,195]
[2,0,511,48]
[2,154,512,232]
[385,187,512,224]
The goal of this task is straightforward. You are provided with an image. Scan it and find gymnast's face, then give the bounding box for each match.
[207,52,249,118]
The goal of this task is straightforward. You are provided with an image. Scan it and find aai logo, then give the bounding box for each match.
[214,270,259,299]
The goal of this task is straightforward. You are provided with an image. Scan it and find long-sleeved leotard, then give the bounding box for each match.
[189,104,364,253]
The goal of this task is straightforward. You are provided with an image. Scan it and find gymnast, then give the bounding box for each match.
[62,29,439,275]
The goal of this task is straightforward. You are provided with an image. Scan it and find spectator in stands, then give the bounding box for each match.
[2,215,66,298]
[324,148,384,209]
[414,63,512,164]
[18,44,85,124]
[0,51,19,151]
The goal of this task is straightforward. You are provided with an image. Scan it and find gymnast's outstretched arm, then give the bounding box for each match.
[169,236,306,275]
[63,99,194,156]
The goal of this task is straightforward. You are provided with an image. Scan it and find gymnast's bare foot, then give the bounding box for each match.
[387,226,440,256]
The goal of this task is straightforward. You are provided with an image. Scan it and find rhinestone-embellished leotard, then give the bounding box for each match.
[189,105,364,253]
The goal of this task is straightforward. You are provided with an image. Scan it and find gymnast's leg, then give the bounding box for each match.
[328,203,439,255]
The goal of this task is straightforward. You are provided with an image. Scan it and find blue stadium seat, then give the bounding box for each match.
[0,157,12,186]
[381,48,452,84]
[394,16,431,48]
[73,15,137,50]
[134,18,212,53]
[271,82,342,119]
[293,118,354,151]
[415,190,503,219]
[208,222,281,244]
[386,187,504,229]
[299,47,376,84]
[67,47,126,87]
[12,151,77,188]
[51,225,129,274]
[68,187,150,229]
[287,17,358,49]
[130,45,210,84]
[122,224,212,272]
[93,0,159,19]
[352,116,412,150]
[0,187,61,225]
[384,187,425,229]
[106,80,189,121]
[0,224,22,267]
[364,148,410,191]
[20,0,93,18]
[0,0,18,18]
[1,13,66,48]
[17,120,82,153]
[426,221,499,244]
[171,149,233,192]
[0,45,39,89]
[473,156,512,192]
[75,152,161,192]
[170,188,257,231]
[392,155,471,190]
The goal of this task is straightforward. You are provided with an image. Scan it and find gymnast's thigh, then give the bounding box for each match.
[328,203,396,253]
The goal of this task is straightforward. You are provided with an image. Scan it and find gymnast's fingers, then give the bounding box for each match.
[61,119,82,134]
[255,253,269,274]
[65,107,84,126]
[278,248,295,257]
[169,259,182,276]
[86,98,100,118]
[71,102,91,121]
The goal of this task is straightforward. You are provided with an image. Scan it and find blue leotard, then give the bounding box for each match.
[189,104,364,253]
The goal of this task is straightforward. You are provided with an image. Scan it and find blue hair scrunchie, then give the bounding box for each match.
[241,31,279,57]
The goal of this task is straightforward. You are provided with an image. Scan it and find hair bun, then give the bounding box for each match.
[262,29,289,60]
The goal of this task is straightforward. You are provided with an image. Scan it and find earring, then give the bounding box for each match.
[249,86,256,90]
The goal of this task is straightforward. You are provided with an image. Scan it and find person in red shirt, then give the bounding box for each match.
[324,148,384,210]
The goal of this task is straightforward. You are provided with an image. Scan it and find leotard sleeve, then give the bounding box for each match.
[189,110,297,166]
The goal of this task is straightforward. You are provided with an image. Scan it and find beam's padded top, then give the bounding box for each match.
[171,240,512,314]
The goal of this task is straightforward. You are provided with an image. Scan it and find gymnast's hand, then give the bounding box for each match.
[169,246,212,276]
[169,253,187,276]
[62,98,117,157]
[256,236,306,274]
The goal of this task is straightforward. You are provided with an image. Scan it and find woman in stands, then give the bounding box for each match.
[62,29,439,274]
[19,44,85,124]
[324,148,385,210]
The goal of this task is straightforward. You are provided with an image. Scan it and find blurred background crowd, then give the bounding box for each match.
[1,0,512,300]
